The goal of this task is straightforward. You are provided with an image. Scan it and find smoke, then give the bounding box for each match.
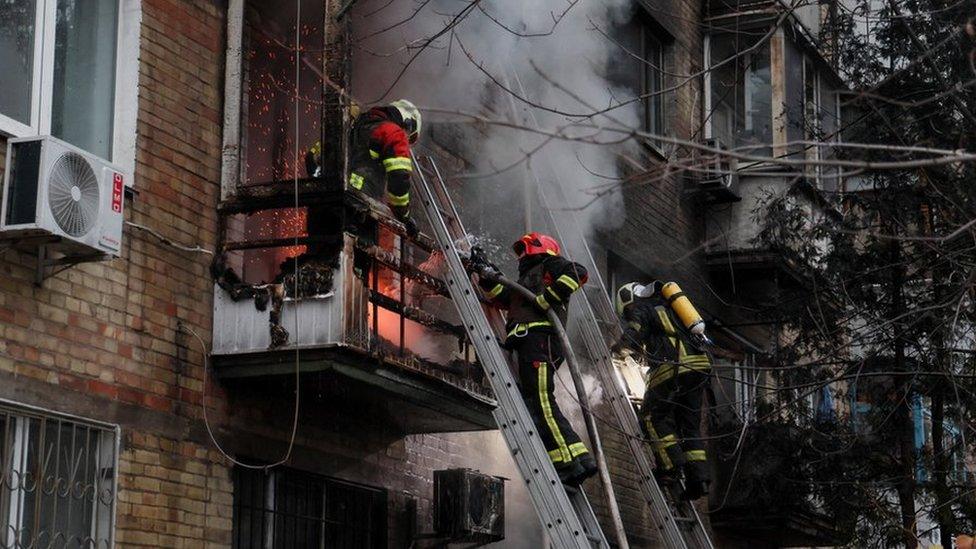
[555,371,604,444]
[349,0,642,243]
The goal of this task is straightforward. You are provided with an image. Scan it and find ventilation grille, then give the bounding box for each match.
[47,152,99,237]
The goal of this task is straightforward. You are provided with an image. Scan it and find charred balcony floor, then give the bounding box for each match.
[212,345,496,434]
[213,178,496,434]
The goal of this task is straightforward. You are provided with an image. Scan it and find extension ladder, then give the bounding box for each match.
[516,138,714,549]
[411,154,609,549]
[499,67,715,549]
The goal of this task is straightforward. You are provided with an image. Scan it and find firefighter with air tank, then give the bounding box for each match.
[613,280,713,501]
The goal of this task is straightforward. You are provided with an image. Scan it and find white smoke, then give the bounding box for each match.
[349,0,642,239]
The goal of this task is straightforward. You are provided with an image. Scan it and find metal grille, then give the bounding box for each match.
[233,468,387,549]
[0,405,119,549]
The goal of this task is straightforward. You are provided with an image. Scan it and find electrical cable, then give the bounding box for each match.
[124,221,214,256]
[193,0,306,471]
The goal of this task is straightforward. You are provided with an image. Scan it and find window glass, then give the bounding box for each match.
[803,58,819,177]
[642,30,665,135]
[819,81,840,192]
[243,0,325,186]
[607,15,666,138]
[51,0,120,160]
[233,467,387,549]
[710,33,772,156]
[1,413,116,549]
[783,37,805,159]
[0,0,37,125]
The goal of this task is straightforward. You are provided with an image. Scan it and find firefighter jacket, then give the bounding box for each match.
[480,254,588,339]
[621,298,711,389]
[348,107,413,220]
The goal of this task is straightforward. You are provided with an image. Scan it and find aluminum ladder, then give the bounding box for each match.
[411,154,610,549]
[495,65,715,548]
[571,288,715,549]
[521,150,715,549]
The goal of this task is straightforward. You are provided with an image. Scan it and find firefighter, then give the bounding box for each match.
[476,233,598,485]
[306,99,422,236]
[613,281,712,500]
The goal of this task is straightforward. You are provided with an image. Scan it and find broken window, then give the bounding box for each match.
[709,32,772,157]
[242,0,327,187]
[219,0,338,285]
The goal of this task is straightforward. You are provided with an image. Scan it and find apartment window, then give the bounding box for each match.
[641,29,665,136]
[242,0,327,187]
[708,32,772,157]
[0,0,133,162]
[784,40,843,192]
[0,405,118,548]
[233,467,387,549]
[610,14,669,140]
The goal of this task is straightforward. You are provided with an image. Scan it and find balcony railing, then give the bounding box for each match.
[211,186,495,433]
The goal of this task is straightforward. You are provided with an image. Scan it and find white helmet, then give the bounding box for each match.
[390,99,422,143]
[614,281,658,316]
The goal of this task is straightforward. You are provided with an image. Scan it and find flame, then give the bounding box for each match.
[366,230,455,363]
[240,207,308,283]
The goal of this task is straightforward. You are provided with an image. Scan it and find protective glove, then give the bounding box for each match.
[468,246,501,281]
[401,216,419,238]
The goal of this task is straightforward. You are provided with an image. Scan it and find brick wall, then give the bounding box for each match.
[0,4,540,547]
[0,0,763,546]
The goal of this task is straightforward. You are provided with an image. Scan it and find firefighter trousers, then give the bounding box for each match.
[510,331,589,467]
[641,367,711,483]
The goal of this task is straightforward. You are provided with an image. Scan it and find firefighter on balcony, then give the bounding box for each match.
[306,99,422,237]
[613,281,713,500]
[475,233,598,486]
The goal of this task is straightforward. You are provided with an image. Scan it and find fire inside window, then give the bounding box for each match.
[0,405,118,548]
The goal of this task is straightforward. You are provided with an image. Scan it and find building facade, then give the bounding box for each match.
[0,0,848,547]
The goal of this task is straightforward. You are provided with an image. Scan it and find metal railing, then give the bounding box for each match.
[0,404,118,549]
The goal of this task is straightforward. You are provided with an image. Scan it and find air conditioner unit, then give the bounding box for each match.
[0,136,126,258]
[700,138,740,202]
[433,468,505,543]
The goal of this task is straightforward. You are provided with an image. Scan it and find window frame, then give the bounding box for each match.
[232,466,388,549]
[0,0,45,137]
[640,26,666,137]
[703,29,774,157]
[0,401,120,549]
[0,0,140,176]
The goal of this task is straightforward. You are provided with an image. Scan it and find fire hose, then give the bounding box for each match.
[491,274,631,549]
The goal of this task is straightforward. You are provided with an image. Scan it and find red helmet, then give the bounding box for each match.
[513,232,560,258]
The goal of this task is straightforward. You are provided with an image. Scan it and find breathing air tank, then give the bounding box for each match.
[661,282,705,335]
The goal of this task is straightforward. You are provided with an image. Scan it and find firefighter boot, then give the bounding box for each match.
[681,462,710,501]
[557,461,585,484]
[566,453,598,486]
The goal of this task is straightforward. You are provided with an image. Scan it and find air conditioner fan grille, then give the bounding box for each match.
[47,152,99,237]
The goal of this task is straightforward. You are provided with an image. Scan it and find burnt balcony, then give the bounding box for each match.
[211,183,496,434]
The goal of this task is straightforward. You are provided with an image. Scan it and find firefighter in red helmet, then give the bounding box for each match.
[477,233,597,485]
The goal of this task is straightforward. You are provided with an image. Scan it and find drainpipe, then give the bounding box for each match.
[221,0,245,202]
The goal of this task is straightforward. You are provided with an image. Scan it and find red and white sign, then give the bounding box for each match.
[111,173,124,213]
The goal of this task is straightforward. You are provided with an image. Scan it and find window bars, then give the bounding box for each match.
[0,403,119,549]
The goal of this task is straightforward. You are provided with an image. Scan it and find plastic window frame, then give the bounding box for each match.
[0,0,140,178]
